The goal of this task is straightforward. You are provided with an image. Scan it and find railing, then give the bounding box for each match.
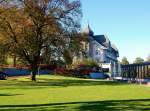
[121,62,150,80]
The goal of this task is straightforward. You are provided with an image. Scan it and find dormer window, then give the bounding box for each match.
[96,50,99,55]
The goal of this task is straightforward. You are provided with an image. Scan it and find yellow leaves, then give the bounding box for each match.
[0,33,8,44]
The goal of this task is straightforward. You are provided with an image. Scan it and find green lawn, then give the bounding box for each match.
[0,75,150,111]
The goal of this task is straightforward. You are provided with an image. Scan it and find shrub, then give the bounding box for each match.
[72,58,98,69]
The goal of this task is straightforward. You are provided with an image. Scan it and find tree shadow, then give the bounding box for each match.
[0,94,23,96]
[0,77,128,90]
[0,99,150,111]
[77,99,150,111]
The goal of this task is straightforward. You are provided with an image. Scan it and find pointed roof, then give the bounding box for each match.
[111,44,118,52]
[82,24,94,36]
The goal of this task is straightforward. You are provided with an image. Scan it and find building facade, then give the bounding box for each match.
[83,25,120,76]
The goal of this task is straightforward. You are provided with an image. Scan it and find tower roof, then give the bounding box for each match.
[82,24,94,36]
[111,44,118,52]
[93,35,110,47]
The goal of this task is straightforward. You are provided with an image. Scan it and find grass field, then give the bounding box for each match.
[0,75,150,111]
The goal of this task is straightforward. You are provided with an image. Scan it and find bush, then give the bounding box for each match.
[54,67,66,74]
[72,58,98,69]
[81,58,98,66]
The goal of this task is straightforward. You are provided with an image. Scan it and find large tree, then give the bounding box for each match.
[0,0,6,4]
[0,42,9,65]
[146,54,150,62]
[0,0,82,81]
[134,57,144,64]
[121,57,129,65]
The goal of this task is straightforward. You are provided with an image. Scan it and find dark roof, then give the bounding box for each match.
[83,24,94,36]
[111,44,118,52]
[92,35,119,53]
[92,35,110,47]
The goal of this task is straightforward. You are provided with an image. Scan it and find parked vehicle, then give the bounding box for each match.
[73,64,110,79]
[0,71,8,80]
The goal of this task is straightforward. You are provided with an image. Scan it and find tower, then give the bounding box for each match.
[83,24,94,36]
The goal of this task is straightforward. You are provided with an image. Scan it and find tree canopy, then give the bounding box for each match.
[134,57,144,64]
[146,54,150,62]
[0,0,82,81]
[121,57,129,65]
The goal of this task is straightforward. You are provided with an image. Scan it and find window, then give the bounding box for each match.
[96,50,99,55]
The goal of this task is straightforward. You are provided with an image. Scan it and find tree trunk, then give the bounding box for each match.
[31,64,38,81]
[31,71,36,81]
[13,54,16,67]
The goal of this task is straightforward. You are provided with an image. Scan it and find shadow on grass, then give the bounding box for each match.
[0,99,150,111]
[35,78,126,87]
[0,77,128,90]
[0,94,23,96]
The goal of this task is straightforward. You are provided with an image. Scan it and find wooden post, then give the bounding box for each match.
[143,65,145,79]
[137,66,139,79]
[147,65,149,77]
[146,65,148,78]
[140,66,142,84]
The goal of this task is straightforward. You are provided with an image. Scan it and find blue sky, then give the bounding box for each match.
[81,0,150,63]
